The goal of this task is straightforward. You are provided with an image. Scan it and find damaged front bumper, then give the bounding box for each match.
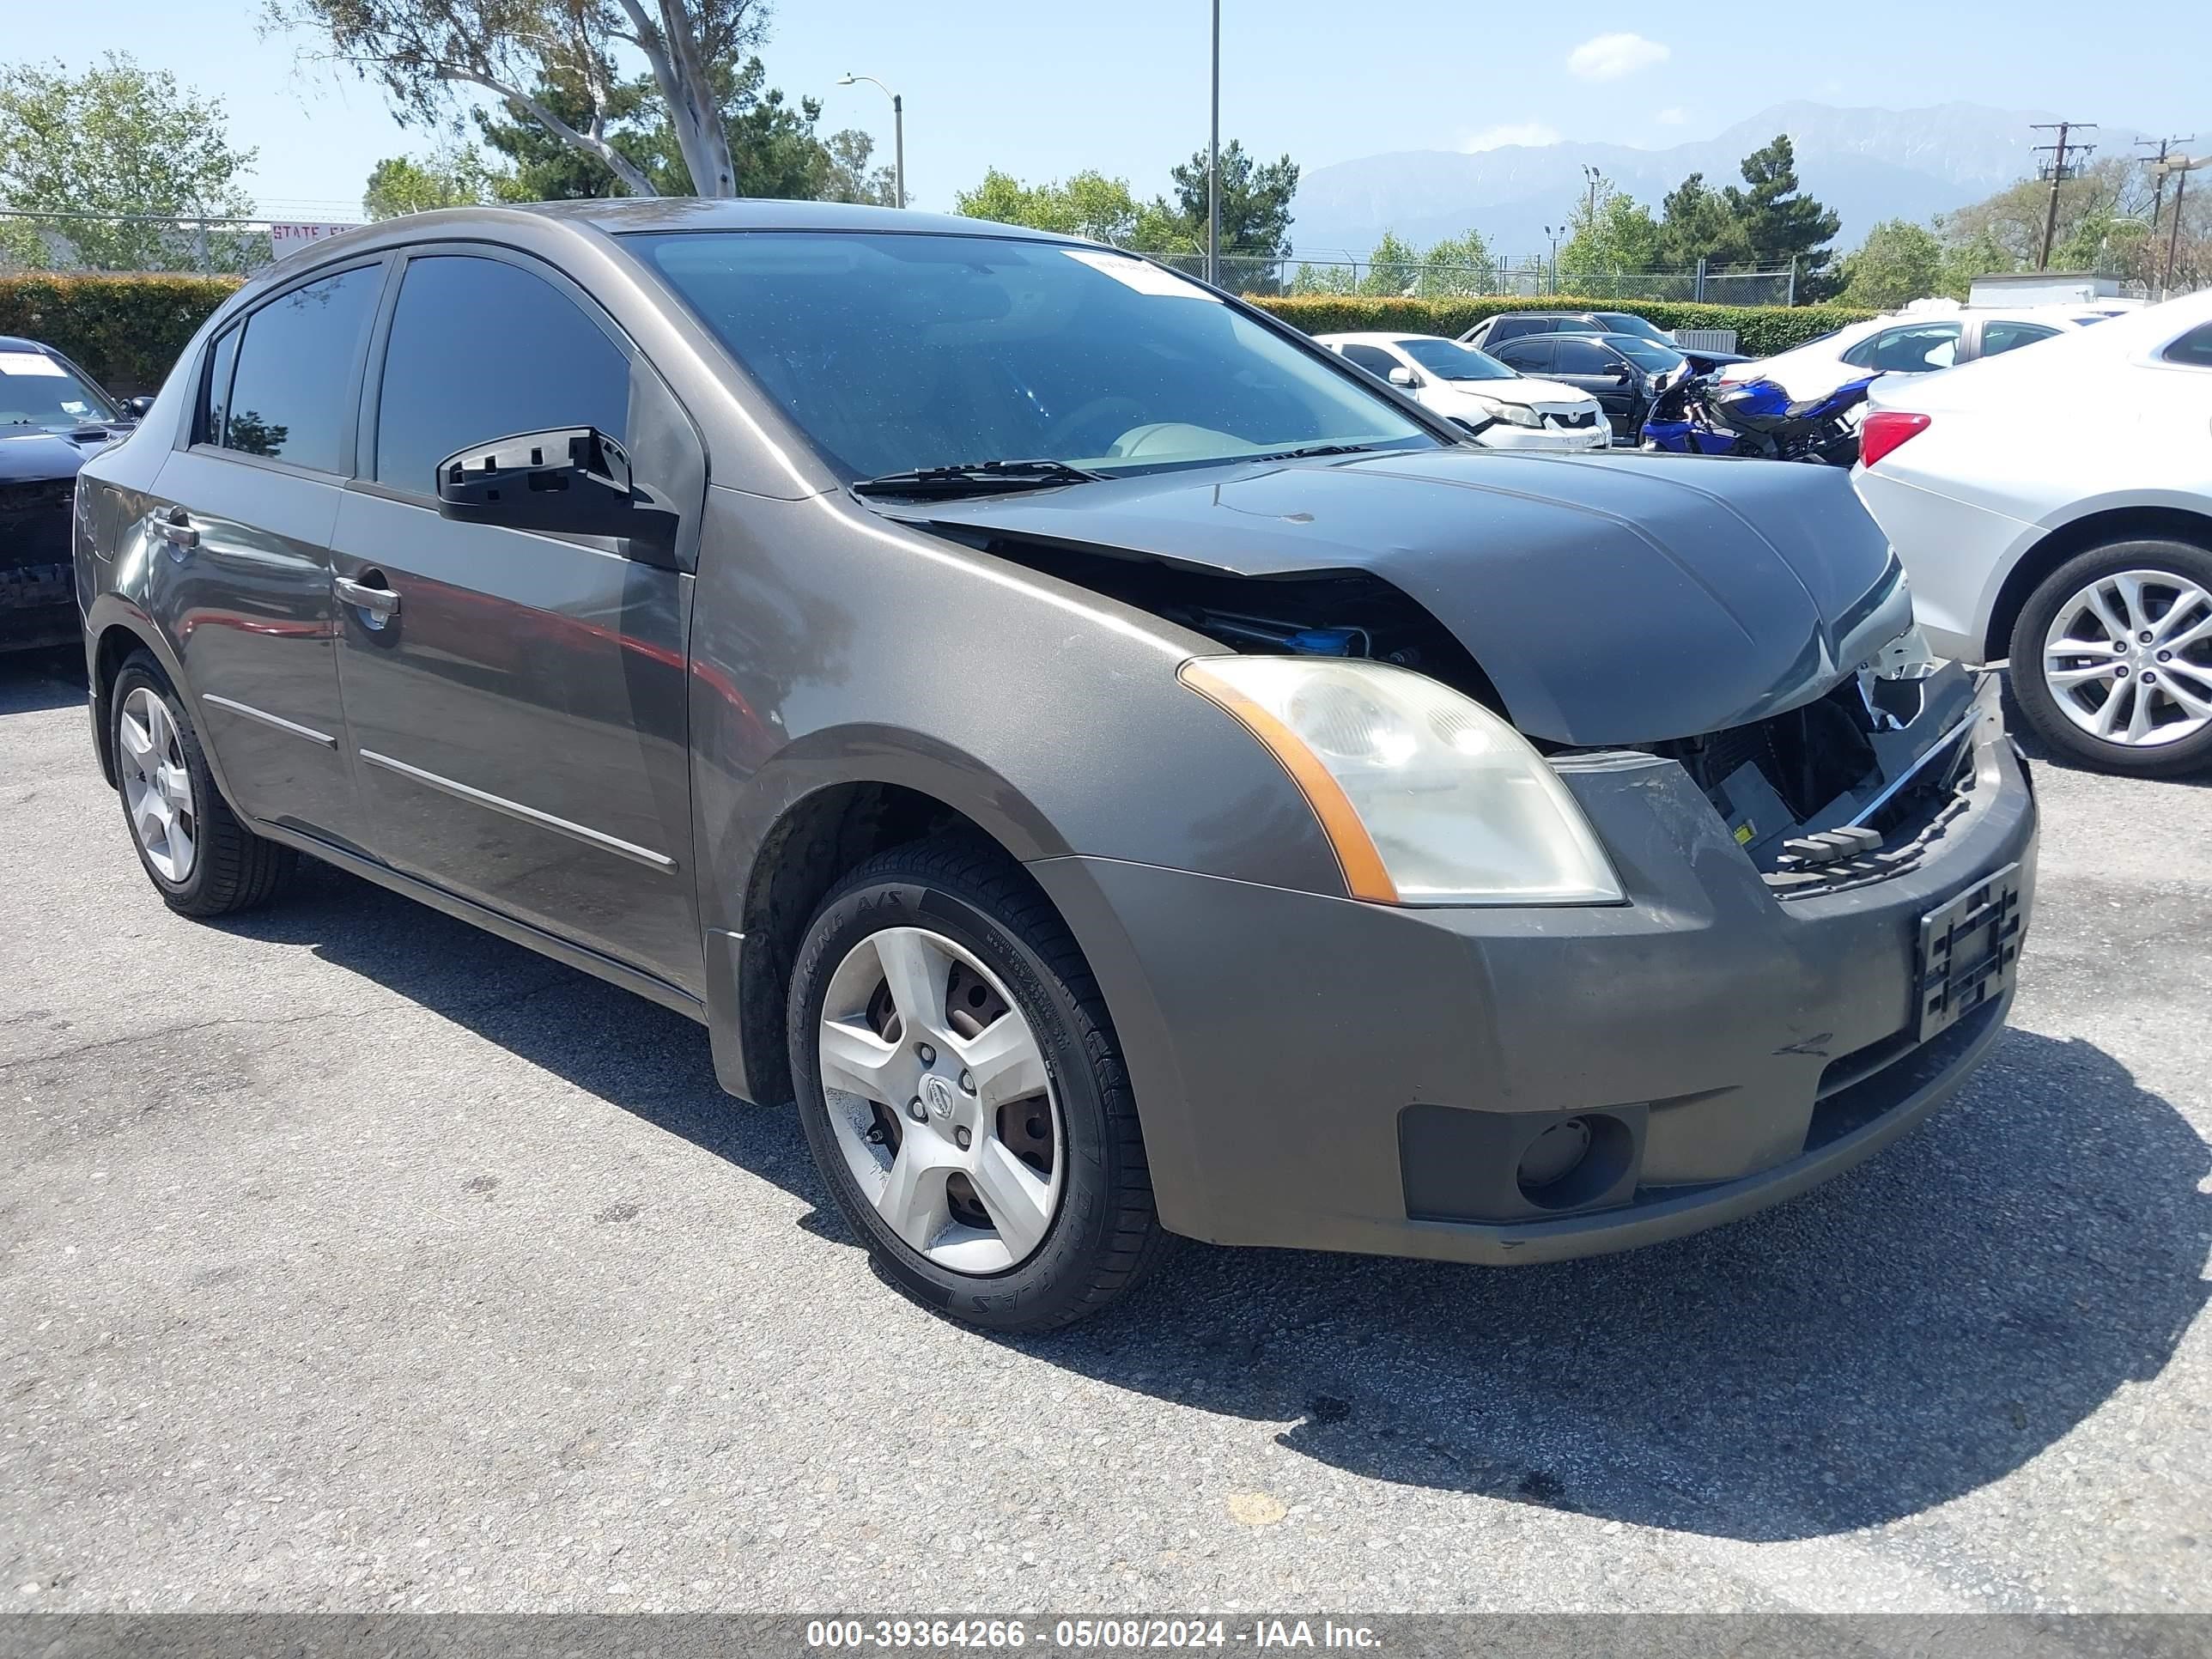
[1029,681,2034,1266]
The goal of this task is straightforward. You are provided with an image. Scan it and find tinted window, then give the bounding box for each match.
[634,232,1432,479]
[2165,321,2212,368]
[0,346,118,428]
[222,264,382,471]
[1847,323,1960,374]
[1608,337,1685,372]
[1553,338,1618,374]
[1494,339,1555,374]
[1335,343,1401,377]
[1979,321,2060,358]
[374,255,630,495]
[1484,317,1539,343]
[1594,312,1673,344]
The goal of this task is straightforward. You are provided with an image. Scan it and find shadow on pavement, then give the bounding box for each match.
[0,645,88,717]
[216,851,2208,1546]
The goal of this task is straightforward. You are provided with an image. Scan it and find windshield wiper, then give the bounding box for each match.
[1249,442,1385,463]
[850,459,1105,498]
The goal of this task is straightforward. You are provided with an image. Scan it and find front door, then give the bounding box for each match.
[330,248,706,990]
[1548,338,1638,437]
[149,259,386,844]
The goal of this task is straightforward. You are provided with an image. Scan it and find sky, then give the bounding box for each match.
[6,0,2209,221]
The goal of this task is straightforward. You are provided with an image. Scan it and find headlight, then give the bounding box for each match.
[1472,397,1543,428]
[1180,657,1624,906]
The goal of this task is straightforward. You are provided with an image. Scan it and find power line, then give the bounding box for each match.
[2031,120,2097,270]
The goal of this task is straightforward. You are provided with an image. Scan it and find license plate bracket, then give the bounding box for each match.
[1916,863,2022,1042]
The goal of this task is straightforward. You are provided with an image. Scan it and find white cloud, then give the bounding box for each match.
[1655,106,1688,127]
[1566,33,1671,82]
[1462,122,1563,153]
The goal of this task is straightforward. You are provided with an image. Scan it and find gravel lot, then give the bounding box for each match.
[2,642,2207,1615]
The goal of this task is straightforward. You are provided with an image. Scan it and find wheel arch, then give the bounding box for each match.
[86,607,180,787]
[1984,504,2212,662]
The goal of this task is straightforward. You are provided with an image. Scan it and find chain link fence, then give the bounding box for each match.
[0,210,366,277]
[1150,250,1802,306]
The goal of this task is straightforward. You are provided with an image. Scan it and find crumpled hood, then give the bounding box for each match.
[0,426,125,484]
[1463,376,1594,409]
[902,447,1911,746]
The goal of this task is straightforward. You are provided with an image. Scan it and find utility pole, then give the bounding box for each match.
[2139,135,2195,234]
[2032,121,2097,270]
[1206,0,1220,287]
[2154,153,2205,296]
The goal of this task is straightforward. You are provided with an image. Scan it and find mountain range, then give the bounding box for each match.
[1289,101,2172,263]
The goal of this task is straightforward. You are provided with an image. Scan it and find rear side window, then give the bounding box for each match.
[1335,343,1400,377]
[221,264,383,471]
[1495,339,1555,374]
[2164,322,2212,368]
[374,254,629,496]
[1979,320,2060,357]
[196,326,240,447]
[1486,317,1538,343]
[1843,324,1960,374]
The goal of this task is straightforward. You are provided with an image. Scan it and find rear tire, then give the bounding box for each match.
[2008,540,2212,778]
[110,653,297,916]
[787,833,1171,1333]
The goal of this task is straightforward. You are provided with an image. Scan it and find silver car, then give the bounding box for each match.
[74,202,2035,1331]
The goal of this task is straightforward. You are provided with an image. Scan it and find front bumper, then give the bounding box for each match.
[1477,422,1609,453]
[1030,720,2036,1265]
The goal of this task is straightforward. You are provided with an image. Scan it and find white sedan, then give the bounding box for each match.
[1852,289,2212,775]
[1315,332,1609,451]
[1722,307,2100,404]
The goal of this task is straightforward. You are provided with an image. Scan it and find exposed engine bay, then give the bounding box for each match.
[961,531,1989,896]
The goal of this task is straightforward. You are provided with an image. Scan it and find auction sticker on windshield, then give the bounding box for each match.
[0,351,68,377]
[1061,248,1219,300]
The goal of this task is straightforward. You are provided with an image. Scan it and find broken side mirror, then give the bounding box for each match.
[434,426,673,545]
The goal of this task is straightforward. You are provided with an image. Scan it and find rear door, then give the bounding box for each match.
[329,246,708,990]
[148,258,386,844]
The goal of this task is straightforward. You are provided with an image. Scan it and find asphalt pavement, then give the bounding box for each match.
[2,644,2208,1613]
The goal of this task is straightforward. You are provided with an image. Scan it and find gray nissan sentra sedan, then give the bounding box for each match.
[72,201,2034,1331]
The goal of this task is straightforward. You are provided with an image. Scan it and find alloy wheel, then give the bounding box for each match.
[817,926,1062,1274]
[2040,568,2212,749]
[118,686,198,882]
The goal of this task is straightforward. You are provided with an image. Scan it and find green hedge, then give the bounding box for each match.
[1250,294,1878,356]
[0,275,241,395]
[0,273,1875,397]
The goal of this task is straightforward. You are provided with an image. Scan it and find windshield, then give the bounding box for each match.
[1394,337,1516,381]
[631,231,1437,481]
[0,348,118,428]
[1594,313,1674,345]
[1607,336,1686,372]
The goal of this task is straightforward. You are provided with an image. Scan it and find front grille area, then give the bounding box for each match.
[1544,410,1598,428]
[1,477,74,573]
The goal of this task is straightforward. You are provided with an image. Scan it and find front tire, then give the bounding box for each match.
[110,653,296,916]
[2008,540,2212,777]
[787,834,1170,1332]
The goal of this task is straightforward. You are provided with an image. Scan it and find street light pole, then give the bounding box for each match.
[1207,0,1220,287]
[837,74,905,209]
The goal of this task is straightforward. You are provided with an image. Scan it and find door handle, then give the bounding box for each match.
[334,573,400,617]
[153,511,198,551]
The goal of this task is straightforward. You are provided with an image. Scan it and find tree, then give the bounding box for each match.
[1358,229,1422,295]
[1558,177,1663,283]
[953,169,1195,255]
[267,0,773,198]
[1417,229,1495,296]
[813,129,896,207]
[1941,156,2145,272]
[1839,218,1943,309]
[1655,172,1752,270]
[1166,141,1299,258]
[363,146,508,217]
[0,52,258,272]
[1723,135,1841,297]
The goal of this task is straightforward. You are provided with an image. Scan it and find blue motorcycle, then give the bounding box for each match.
[1641,370,1879,465]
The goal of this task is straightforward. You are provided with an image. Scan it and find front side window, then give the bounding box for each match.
[1335,342,1401,377]
[374,254,631,497]
[1846,324,1960,374]
[1594,313,1673,345]
[632,232,1435,480]
[1553,338,1617,374]
[1395,337,1515,381]
[2165,321,2212,368]
[222,264,383,471]
[0,347,118,429]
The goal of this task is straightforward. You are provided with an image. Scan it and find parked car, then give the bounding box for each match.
[3,335,143,650]
[1853,289,2212,776]
[75,203,2034,1332]
[1315,331,1607,450]
[1484,331,1687,441]
[1721,307,2092,403]
[1459,310,1750,375]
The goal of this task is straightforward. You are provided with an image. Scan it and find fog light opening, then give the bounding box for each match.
[1515,1112,1635,1210]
